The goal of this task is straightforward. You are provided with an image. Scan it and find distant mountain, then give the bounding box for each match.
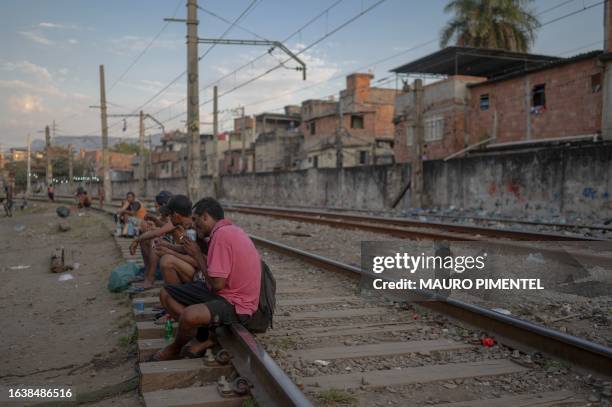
[29,133,163,152]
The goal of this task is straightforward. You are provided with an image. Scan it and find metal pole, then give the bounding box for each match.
[68,144,73,190]
[240,108,246,173]
[139,110,146,197]
[45,125,52,187]
[99,64,111,203]
[26,134,31,197]
[411,79,424,209]
[213,85,219,196]
[186,0,201,201]
[336,98,343,168]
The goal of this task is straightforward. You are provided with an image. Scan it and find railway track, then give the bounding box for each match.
[30,197,611,405]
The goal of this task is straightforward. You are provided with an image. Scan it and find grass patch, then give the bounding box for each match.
[316,389,357,406]
[118,329,137,347]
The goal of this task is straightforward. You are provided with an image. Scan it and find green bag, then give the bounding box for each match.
[107,262,140,293]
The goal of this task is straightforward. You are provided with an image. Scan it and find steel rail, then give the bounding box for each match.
[250,234,612,377]
[29,196,312,407]
[226,203,602,242]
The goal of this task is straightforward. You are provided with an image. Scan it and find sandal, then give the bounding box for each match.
[179,339,213,359]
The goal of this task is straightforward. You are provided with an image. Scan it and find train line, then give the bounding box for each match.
[31,197,611,405]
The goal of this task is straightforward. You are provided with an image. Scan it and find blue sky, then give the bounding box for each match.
[0,0,606,147]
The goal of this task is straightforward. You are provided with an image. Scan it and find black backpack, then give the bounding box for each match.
[244,261,276,333]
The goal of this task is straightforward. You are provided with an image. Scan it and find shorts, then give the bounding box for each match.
[164,282,249,326]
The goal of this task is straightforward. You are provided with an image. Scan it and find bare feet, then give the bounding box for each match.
[150,344,180,362]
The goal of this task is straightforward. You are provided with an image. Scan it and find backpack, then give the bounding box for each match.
[244,261,276,333]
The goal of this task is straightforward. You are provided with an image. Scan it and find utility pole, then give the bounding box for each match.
[99,64,111,204]
[212,85,220,197]
[411,79,424,209]
[240,107,246,173]
[26,134,31,197]
[139,110,146,197]
[186,0,201,201]
[45,125,52,187]
[335,98,343,169]
[68,144,73,190]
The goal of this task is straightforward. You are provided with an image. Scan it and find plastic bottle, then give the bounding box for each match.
[164,318,173,343]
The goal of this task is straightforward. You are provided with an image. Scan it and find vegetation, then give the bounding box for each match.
[315,389,358,406]
[440,0,540,52]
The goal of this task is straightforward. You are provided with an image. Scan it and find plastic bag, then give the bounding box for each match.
[56,207,70,218]
[107,262,140,293]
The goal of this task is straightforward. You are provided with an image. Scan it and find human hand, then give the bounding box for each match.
[182,238,201,260]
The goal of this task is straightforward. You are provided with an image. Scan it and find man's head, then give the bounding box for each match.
[165,194,193,226]
[192,197,224,238]
[126,192,135,203]
[155,190,172,210]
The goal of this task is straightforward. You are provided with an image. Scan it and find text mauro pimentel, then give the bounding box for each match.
[370,252,544,290]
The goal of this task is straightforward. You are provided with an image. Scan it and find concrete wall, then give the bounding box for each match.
[55,143,611,218]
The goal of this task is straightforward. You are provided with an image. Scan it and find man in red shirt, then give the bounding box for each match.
[152,197,261,361]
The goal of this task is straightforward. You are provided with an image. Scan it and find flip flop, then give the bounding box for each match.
[179,340,210,359]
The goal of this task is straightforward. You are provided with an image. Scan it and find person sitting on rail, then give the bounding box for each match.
[152,194,202,286]
[128,191,173,290]
[115,191,146,237]
[75,187,92,209]
[150,197,261,361]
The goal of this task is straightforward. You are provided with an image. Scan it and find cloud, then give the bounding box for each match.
[0,60,52,81]
[68,38,78,45]
[109,35,182,55]
[39,22,65,29]
[38,22,82,30]
[8,94,45,113]
[0,79,89,101]
[19,31,55,46]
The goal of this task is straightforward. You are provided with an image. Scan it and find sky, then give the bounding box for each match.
[0,0,606,148]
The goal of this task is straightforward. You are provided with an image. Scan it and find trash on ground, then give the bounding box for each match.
[526,253,546,264]
[481,337,496,347]
[9,265,31,270]
[14,224,25,232]
[58,223,71,232]
[314,360,330,367]
[58,273,75,282]
[56,206,70,218]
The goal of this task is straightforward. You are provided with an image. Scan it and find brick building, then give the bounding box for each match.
[392,43,612,163]
[150,130,188,179]
[301,73,396,169]
[83,149,135,181]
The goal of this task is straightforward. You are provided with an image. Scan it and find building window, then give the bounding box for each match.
[351,115,364,129]
[313,156,318,168]
[424,116,444,142]
[359,151,368,165]
[479,94,490,111]
[406,127,413,146]
[532,84,546,107]
[591,73,602,93]
[310,121,316,135]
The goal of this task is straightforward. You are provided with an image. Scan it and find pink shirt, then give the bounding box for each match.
[207,219,261,316]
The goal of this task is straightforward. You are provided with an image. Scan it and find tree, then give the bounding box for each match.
[440,0,540,52]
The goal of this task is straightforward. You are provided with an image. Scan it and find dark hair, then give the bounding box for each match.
[126,191,135,198]
[155,190,173,206]
[193,197,224,220]
[166,194,192,217]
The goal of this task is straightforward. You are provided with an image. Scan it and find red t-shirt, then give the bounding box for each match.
[207,219,261,316]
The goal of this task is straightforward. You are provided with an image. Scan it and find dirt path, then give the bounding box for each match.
[0,202,140,406]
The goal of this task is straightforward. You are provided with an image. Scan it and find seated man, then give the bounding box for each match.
[129,191,173,290]
[75,187,92,209]
[115,191,146,236]
[151,198,261,361]
[153,194,201,285]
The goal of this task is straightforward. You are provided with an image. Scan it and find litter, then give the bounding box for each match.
[58,273,75,282]
[56,207,70,218]
[526,253,546,264]
[10,265,30,270]
[313,360,330,367]
[14,224,25,232]
[72,262,80,270]
[480,337,496,347]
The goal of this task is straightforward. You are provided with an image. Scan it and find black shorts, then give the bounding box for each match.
[164,282,249,326]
